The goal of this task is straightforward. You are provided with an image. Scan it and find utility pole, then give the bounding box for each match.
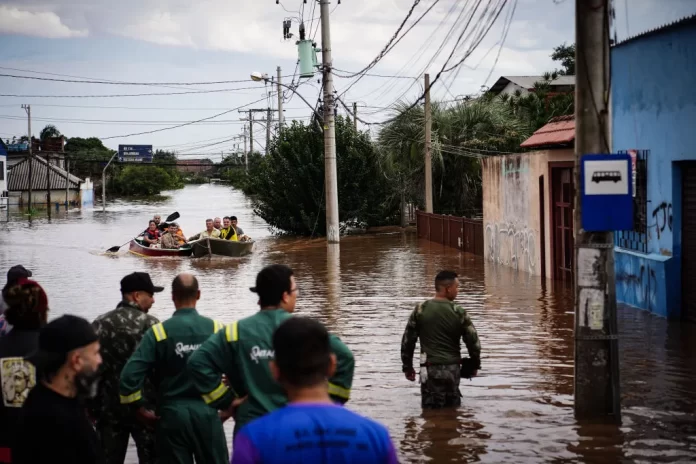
[46,154,51,219]
[249,110,254,157]
[266,107,272,156]
[424,74,433,213]
[574,0,620,422]
[22,104,32,210]
[353,102,358,131]
[243,126,248,172]
[320,0,340,243]
[277,66,284,132]
[65,158,70,209]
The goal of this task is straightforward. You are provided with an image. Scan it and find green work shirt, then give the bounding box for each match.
[187,309,355,433]
[119,308,225,409]
[401,299,481,368]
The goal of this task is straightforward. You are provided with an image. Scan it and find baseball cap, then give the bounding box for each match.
[120,272,164,294]
[29,315,98,369]
[7,265,32,284]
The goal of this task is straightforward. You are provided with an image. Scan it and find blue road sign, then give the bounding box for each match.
[118,145,153,163]
[580,153,633,231]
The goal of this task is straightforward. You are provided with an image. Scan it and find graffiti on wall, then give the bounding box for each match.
[485,222,537,273]
[616,258,658,312]
[649,201,673,239]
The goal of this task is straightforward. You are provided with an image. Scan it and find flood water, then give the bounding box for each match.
[1,183,695,463]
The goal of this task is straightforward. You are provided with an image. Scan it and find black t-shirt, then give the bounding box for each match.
[13,383,103,464]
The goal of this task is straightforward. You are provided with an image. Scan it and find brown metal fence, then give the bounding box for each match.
[416,210,484,256]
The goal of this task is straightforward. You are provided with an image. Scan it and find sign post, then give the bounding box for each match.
[118,145,153,163]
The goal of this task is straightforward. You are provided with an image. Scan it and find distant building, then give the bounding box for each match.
[487,75,575,97]
[176,159,215,174]
[0,140,7,208]
[4,136,67,170]
[611,13,696,321]
[481,116,575,280]
[7,155,83,207]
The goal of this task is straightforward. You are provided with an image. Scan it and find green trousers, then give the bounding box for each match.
[156,402,228,464]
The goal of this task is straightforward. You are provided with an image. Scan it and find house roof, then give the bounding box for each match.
[614,13,696,47]
[7,155,82,191]
[488,75,575,94]
[520,115,575,149]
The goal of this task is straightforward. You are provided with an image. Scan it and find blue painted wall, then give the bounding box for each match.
[612,19,696,318]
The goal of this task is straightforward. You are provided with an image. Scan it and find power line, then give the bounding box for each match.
[0,86,267,98]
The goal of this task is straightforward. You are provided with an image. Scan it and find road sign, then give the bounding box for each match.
[118,145,153,163]
[581,154,633,231]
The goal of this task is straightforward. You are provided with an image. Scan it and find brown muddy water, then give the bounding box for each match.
[1,184,694,463]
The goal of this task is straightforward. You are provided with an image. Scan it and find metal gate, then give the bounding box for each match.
[681,164,696,323]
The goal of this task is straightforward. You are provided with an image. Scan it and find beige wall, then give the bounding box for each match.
[15,190,81,207]
[482,148,574,277]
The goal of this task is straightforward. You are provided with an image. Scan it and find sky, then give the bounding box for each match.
[0,0,694,157]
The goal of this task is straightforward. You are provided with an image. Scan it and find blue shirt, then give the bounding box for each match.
[231,403,399,464]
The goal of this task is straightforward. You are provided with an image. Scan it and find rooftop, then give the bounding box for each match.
[614,13,696,47]
[488,75,575,94]
[520,115,575,149]
[7,155,82,191]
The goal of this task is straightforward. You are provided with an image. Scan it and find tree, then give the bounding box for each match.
[499,73,574,132]
[109,165,184,196]
[39,125,61,141]
[64,137,115,178]
[248,116,397,235]
[551,43,575,75]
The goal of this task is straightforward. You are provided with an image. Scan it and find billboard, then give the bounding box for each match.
[118,145,153,163]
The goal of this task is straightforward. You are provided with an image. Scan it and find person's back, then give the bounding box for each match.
[416,299,467,364]
[232,317,396,464]
[120,274,228,464]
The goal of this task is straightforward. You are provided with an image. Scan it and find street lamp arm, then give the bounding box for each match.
[268,78,324,125]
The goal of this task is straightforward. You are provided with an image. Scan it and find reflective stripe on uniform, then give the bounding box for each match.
[120,390,142,404]
[214,320,224,333]
[328,382,351,400]
[152,323,167,342]
[202,381,229,404]
[225,321,238,342]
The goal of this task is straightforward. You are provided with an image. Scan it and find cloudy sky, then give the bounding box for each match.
[0,0,694,156]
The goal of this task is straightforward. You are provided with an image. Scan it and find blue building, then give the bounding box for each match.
[612,14,696,322]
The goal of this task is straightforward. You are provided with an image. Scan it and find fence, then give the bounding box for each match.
[416,210,484,256]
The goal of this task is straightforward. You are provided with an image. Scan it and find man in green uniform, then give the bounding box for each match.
[91,272,162,464]
[119,273,229,464]
[401,270,481,409]
[187,264,355,436]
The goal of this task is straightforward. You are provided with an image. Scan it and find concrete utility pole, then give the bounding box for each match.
[46,154,51,219]
[424,74,433,213]
[249,110,254,157]
[102,151,118,212]
[266,107,272,156]
[65,158,70,209]
[277,66,284,132]
[353,102,358,131]
[320,0,340,243]
[574,0,621,422]
[22,104,32,210]
[243,126,248,172]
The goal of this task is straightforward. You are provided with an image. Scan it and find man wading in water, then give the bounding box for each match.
[401,270,481,408]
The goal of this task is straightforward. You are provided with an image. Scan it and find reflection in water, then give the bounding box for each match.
[1,184,695,463]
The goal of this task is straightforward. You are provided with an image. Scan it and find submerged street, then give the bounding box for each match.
[1,184,694,463]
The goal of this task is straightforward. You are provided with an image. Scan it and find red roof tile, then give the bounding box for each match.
[520,115,575,149]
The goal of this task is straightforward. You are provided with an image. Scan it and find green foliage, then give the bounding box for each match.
[219,153,261,193]
[39,125,61,141]
[109,165,184,197]
[551,43,576,76]
[248,117,398,235]
[64,136,116,179]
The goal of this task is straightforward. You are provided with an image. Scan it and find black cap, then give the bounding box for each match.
[120,272,164,294]
[38,315,98,354]
[7,265,32,284]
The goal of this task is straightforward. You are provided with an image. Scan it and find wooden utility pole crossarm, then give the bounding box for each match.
[574,0,621,422]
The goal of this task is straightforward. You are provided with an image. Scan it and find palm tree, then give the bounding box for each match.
[39,125,62,142]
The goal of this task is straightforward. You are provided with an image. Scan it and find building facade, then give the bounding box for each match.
[0,141,7,208]
[7,155,83,207]
[611,15,696,321]
[482,116,576,281]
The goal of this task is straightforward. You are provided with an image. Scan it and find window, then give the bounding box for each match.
[616,149,648,253]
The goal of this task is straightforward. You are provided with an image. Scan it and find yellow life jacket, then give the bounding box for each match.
[220,227,238,241]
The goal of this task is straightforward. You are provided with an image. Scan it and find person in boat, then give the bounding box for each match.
[219,217,238,241]
[171,223,188,246]
[213,218,222,231]
[160,223,181,250]
[188,219,221,241]
[142,221,161,247]
[230,216,252,242]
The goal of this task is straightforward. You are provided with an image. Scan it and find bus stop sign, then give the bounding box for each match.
[580,153,633,232]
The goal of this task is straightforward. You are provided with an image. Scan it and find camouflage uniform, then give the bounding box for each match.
[91,301,159,464]
[401,299,481,409]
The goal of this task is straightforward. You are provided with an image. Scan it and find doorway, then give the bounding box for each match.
[550,163,574,281]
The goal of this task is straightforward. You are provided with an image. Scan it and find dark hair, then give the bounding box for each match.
[2,281,48,329]
[435,270,458,291]
[230,216,238,221]
[273,317,331,387]
[223,216,230,221]
[251,264,294,307]
[172,274,199,301]
[148,220,156,227]
[205,218,213,223]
